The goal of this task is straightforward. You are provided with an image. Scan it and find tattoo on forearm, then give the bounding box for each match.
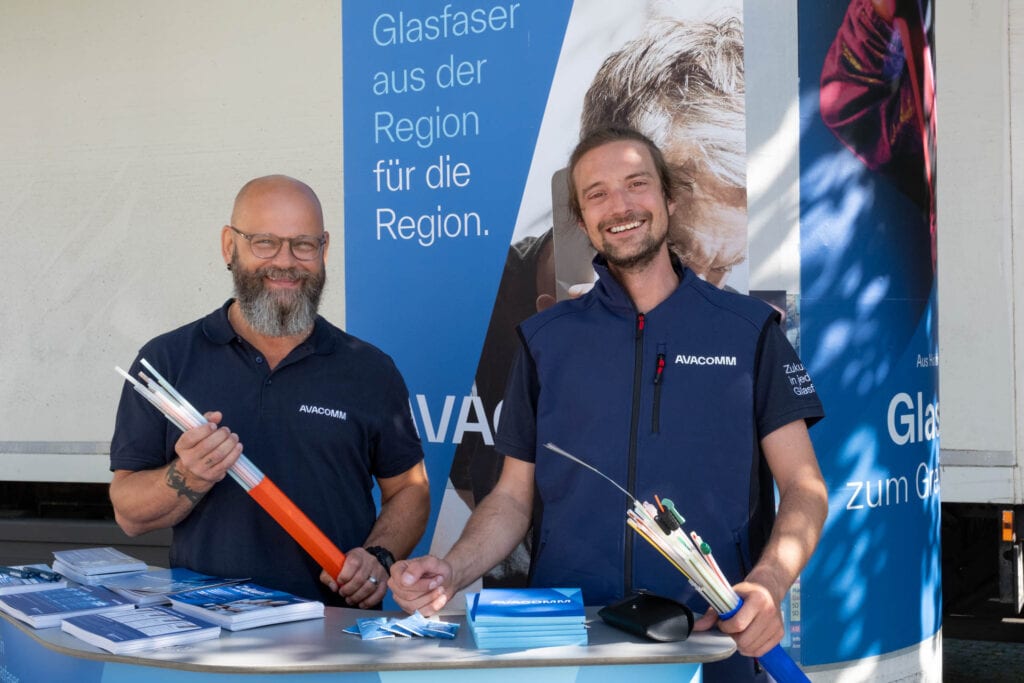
[165,461,203,504]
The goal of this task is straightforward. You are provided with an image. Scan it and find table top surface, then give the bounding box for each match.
[3,605,736,674]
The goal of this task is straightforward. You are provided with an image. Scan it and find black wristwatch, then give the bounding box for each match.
[365,546,395,573]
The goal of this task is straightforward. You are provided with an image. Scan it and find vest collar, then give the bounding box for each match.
[590,254,695,314]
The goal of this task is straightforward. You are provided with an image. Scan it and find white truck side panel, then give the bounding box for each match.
[936,0,1022,504]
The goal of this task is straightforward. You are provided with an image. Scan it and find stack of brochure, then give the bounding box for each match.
[0,584,135,628]
[465,587,588,649]
[168,582,324,631]
[61,605,221,654]
[0,564,67,595]
[51,547,147,586]
[101,568,247,606]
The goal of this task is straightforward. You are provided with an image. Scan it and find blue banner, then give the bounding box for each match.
[797,0,940,665]
[343,1,573,553]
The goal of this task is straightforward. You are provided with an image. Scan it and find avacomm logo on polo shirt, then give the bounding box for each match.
[674,353,737,366]
[299,404,348,420]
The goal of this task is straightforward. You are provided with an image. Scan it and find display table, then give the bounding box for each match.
[0,605,735,682]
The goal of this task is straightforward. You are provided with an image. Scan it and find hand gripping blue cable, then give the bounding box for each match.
[718,599,809,683]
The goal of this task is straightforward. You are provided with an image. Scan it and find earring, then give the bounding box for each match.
[226,263,233,271]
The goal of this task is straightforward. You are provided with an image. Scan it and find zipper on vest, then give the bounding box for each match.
[625,312,645,593]
[652,349,666,434]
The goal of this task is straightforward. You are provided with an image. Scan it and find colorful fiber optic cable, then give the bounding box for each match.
[544,443,809,683]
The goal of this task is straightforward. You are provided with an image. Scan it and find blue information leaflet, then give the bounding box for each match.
[61,606,221,654]
[0,585,134,629]
[469,587,584,623]
[169,582,324,631]
[466,587,586,648]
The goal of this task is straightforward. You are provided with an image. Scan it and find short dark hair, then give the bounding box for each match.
[566,126,675,223]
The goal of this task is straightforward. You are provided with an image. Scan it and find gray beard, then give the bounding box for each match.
[232,253,325,337]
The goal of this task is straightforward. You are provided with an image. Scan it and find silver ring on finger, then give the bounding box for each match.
[368,575,379,585]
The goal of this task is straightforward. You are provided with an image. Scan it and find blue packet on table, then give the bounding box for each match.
[407,611,459,639]
[381,619,417,637]
[420,620,459,639]
[357,617,395,640]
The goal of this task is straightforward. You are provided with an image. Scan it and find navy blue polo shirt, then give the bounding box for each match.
[111,301,424,605]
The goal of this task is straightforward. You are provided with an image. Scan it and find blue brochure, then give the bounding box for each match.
[469,588,585,625]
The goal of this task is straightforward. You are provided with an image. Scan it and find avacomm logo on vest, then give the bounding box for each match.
[674,354,737,366]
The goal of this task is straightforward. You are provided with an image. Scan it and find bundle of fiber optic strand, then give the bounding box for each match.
[541,443,808,683]
[627,497,809,683]
[115,359,346,579]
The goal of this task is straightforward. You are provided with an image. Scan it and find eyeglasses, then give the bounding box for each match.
[229,226,326,261]
[0,565,62,582]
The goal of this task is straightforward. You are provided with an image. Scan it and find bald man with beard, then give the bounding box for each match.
[110,176,429,609]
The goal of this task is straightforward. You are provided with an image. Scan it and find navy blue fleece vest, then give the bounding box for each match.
[520,261,777,609]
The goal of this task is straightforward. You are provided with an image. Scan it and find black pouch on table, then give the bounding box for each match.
[597,591,694,642]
